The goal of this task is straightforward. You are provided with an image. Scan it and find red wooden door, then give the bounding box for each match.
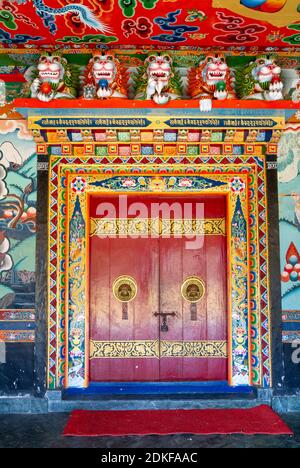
[158,196,227,381]
[89,195,227,382]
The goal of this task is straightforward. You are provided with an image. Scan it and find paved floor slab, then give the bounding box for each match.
[0,412,299,448]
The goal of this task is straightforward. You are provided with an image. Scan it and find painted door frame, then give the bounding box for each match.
[47,159,272,390]
[88,193,228,382]
[48,164,263,389]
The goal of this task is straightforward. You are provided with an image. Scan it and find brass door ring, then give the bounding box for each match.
[181,276,205,303]
[112,275,138,303]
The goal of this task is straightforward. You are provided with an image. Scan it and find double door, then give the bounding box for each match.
[89,195,227,382]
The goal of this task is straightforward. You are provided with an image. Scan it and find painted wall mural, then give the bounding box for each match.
[278,115,300,357]
[0,0,299,50]
[0,120,36,344]
[214,0,298,27]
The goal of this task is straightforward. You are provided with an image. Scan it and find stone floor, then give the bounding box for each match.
[0,412,299,448]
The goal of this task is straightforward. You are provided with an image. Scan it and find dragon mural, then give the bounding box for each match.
[11,0,112,34]
[1,1,300,48]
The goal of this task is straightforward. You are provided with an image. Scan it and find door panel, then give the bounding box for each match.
[89,195,160,382]
[182,239,208,380]
[206,234,227,380]
[90,236,160,381]
[159,236,184,380]
[158,196,227,381]
[89,236,111,380]
[89,194,227,382]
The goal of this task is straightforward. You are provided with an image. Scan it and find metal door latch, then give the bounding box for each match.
[153,312,176,332]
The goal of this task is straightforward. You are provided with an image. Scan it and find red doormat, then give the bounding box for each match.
[63,405,293,437]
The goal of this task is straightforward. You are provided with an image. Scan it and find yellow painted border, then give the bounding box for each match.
[47,158,270,389]
[62,169,250,388]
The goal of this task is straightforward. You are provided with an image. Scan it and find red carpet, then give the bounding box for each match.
[63,405,293,437]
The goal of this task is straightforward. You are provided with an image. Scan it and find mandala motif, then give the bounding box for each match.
[230,177,246,193]
[71,176,87,193]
